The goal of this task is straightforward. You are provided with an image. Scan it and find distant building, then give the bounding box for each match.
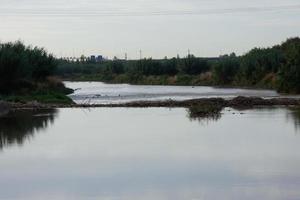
[96,55,103,62]
[87,55,104,62]
[90,55,96,62]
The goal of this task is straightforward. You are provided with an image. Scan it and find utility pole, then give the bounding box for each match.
[139,50,142,60]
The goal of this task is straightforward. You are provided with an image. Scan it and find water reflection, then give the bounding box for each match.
[186,105,300,129]
[0,109,57,149]
[186,106,222,123]
[287,107,300,131]
[0,107,300,200]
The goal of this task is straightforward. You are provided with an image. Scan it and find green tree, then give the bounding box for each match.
[277,38,300,93]
[213,54,240,85]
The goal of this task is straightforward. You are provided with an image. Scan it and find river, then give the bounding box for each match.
[65,81,295,104]
[1,83,300,200]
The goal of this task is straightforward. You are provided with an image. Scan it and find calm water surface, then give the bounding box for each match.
[1,107,300,200]
[65,81,289,104]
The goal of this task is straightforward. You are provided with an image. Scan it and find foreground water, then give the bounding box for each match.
[65,82,287,104]
[1,107,300,200]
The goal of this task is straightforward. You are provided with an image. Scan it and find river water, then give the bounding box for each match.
[65,81,292,104]
[1,106,300,200]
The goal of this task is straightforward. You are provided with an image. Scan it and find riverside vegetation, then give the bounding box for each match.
[0,41,73,104]
[0,37,300,106]
[57,37,300,94]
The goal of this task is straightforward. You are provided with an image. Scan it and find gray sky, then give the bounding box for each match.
[0,0,300,59]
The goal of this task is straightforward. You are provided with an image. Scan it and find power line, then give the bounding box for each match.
[139,50,142,60]
[0,5,299,17]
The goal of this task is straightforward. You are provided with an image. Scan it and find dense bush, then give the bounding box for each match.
[179,55,210,75]
[277,38,300,93]
[212,54,240,85]
[0,41,57,94]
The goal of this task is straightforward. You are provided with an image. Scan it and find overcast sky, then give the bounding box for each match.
[0,0,300,59]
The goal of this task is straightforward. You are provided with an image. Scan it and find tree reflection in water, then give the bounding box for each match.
[1,106,300,150]
[0,109,58,149]
[287,107,300,131]
[187,105,300,130]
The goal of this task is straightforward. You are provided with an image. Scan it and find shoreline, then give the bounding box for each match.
[3,96,300,110]
[63,79,275,91]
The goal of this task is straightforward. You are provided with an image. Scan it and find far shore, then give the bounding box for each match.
[63,79,278,91]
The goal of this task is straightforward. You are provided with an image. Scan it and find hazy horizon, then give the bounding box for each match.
[1,0,300,59]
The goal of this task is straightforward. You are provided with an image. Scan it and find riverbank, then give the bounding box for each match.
[0,80,74,106]
[0,92,73,105]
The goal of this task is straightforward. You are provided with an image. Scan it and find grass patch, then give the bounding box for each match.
[0,91,73,104]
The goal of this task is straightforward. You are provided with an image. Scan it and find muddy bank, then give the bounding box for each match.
[4,96,300,110]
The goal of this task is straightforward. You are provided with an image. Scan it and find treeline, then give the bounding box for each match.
[213,38,300,93]
[0,41,72,103]
[56,56,217,86]
[57,37,299,93]
[57,55,213,76]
